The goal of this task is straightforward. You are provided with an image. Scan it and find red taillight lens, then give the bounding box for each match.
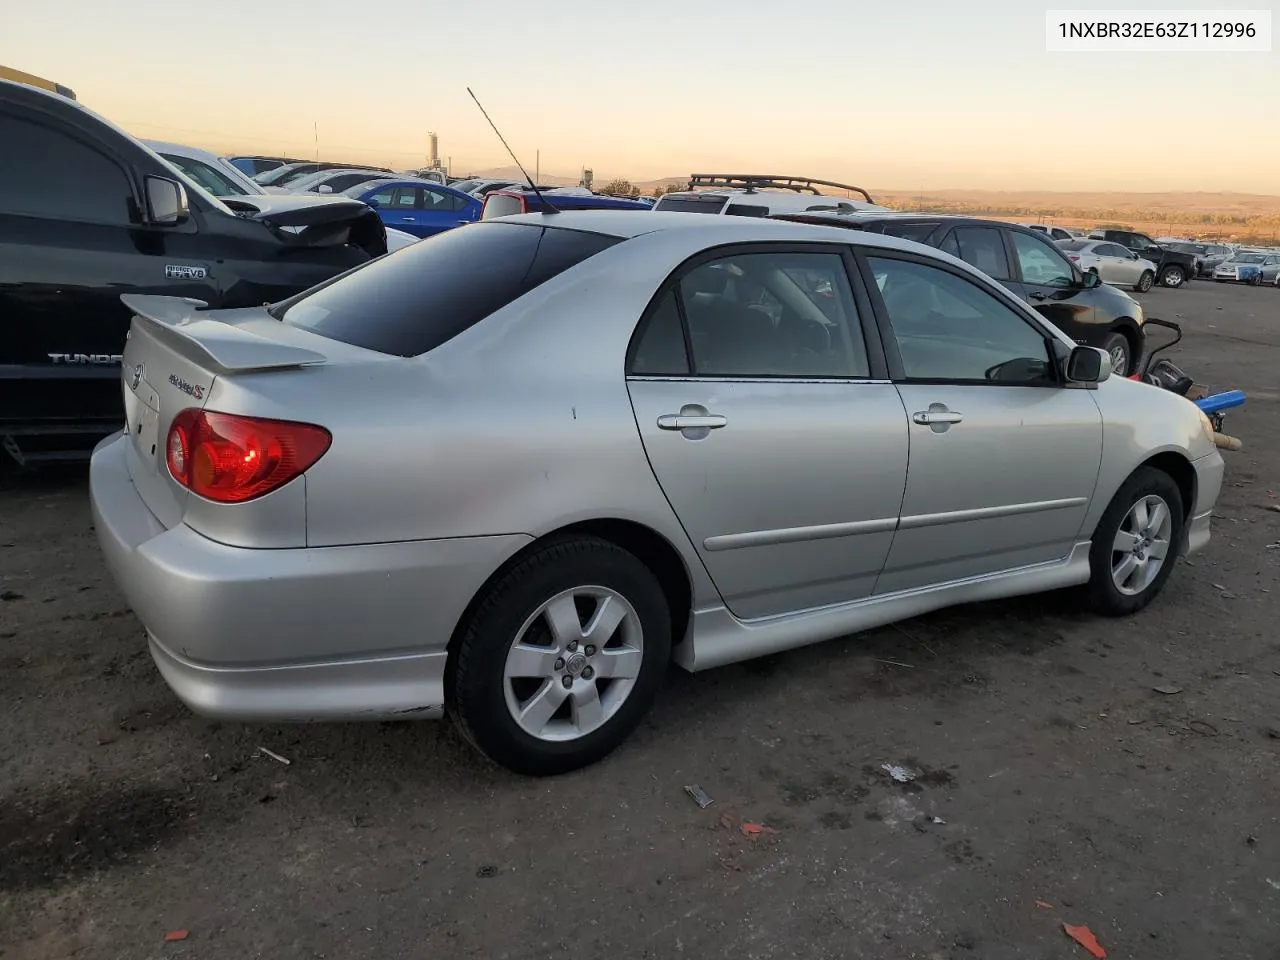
[165,409,331,503]
[1068,255,1080,261]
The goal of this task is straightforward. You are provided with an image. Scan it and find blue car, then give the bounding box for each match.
[343,179,482,238]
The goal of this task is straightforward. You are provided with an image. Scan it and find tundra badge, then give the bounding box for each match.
[165,264,208,280]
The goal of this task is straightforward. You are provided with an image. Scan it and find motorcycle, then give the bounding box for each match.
[1129,318,1245,452]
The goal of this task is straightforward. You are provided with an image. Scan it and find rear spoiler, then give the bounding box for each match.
[121,294,327,374]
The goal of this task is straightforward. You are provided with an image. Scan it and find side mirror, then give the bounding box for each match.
[317,184,334,194]
[145,176,189,225]
[365,197,380,208]
[1080,270,1102,289]
[1066,345,1111,384]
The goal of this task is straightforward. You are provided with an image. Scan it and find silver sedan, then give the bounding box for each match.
[90,212,1224,775]
[1057,239,1158,292]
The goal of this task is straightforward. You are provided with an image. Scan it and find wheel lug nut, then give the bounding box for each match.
[584,645,596,657]
[582,666,594,680]
[554,657,565,671]
[567,640,579,652]
[561,675,573,689]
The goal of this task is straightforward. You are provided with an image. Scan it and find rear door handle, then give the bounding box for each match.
[657,414,727,430]
[912,410,963,425]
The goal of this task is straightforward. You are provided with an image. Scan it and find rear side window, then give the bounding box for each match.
[0,116,133,224]
[279,223,621,357]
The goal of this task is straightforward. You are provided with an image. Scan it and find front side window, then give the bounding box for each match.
[868,256,1053,385]
[0,116,133,224]
[652,251,869,379]
[1010,231,1075,288]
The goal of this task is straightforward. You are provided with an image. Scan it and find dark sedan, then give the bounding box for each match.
[773,212,1148,376]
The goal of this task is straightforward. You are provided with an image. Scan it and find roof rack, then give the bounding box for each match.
[686,174,875,204]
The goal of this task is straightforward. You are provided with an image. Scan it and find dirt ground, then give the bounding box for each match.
[2,281,1279,960]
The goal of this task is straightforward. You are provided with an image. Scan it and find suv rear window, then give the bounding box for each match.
[875,221,940,243]
[279,223,621,357]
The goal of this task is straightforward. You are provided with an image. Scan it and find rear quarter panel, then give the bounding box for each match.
[262,231,737,607]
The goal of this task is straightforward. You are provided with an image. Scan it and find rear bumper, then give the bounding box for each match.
[1185,451,1224,557]
[90,433,531,722]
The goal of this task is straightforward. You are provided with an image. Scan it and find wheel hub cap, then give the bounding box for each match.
[564,652,588,677]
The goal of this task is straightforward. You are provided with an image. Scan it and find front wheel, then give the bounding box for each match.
[1086,467,1185,617]
[1135,270,1154,293]
[1099,331,1132,376]
[1159,264,1186,287]
[449,536,672,776]
[1249,272,1262,286]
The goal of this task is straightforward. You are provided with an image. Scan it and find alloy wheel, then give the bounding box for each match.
[1111,494,1173,596]
[502,586,644,742]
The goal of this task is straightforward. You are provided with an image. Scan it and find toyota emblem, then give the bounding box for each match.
[130,363,143,390]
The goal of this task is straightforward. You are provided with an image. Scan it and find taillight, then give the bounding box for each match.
[165,409,331,503]
[1068,255,1080,261]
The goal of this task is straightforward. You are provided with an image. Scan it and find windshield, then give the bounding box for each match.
[450,179,480,193]
[255,164,312,186]
[161,153,249,197]
[1233,253,1265,263]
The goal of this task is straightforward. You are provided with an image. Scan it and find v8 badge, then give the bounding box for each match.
[165,264,208,280]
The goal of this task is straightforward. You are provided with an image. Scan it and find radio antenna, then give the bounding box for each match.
[466,87,558,213]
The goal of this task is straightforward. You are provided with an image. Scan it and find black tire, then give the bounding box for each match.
[1159,264,1185,287]
[1086,467,1185,617]
[1248,272,1262,286]
[1135,270,1154,293]
[449,535,672,776]
[1098,330,1132,376]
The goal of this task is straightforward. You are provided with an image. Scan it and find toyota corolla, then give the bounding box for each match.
[90,212,1224,776]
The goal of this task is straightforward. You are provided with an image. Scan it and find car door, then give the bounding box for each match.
[858,249,1103,594]
[417,185,477,236]
[1007,230,1096,343]
[0,109,219,429]
[626,244,910,620]
[1094,244,1130,284]
[380,185,426,236]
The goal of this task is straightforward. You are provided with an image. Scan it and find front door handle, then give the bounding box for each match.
[1029,291,1049,301]
[912,410,963,426]
[401,216,416,222]
[657,414,727,430]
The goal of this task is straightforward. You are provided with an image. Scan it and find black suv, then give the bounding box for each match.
[0,80,393,465]
[774,212,1147,375]
[1090,229,1196,288]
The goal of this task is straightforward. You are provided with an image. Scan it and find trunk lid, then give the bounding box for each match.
[118,294,328,528]
[219,194,388,257]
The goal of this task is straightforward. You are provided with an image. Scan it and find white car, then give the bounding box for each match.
[143,139,263,198]
[1057,239,1158,292]
[1023,223,1079,242]
[652,174,894,218]
[450,177,523,198]
[285,168,397,195]
[143,140,417,253]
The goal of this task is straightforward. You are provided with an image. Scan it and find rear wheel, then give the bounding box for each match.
[449,536,671,776]
[1135,270,1154,293]
[1086,467,1185,616]
[1099,331,1132,376]
[1159,264,1186,287]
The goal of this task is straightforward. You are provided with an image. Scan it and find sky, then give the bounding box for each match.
[6,0,1278,192]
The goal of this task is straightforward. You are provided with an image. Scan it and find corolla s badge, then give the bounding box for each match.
[130,363,144,390]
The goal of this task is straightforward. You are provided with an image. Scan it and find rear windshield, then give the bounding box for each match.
[1058,239,1090,251]
[654,195,727,215]
[278,223,621,357]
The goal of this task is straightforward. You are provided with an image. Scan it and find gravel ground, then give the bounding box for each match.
[2,281,1279,960]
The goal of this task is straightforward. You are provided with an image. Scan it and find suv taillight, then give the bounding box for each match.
[166,409,331,503]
